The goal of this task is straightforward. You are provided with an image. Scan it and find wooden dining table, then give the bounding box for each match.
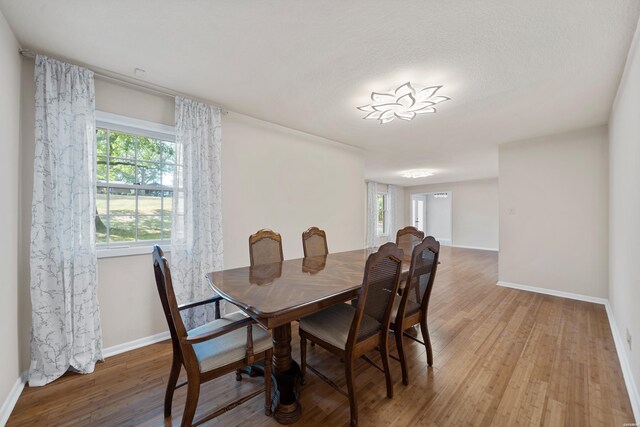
[205,248,411,424]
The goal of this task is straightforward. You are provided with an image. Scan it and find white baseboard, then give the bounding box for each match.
[102,330,170,359]
[497,280,638,421]
[496,280,608,305]
[450,244,499,252]
[0,371,27,426]
[604,301,640,422]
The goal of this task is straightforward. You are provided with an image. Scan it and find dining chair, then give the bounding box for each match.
[302,226,329,257]
[299,242,404,427]
[390,236,440,386]
[152,245,273,426]
[249,229,284,266]
[395,226,425,253]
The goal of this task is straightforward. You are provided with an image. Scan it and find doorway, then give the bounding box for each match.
[411,192,452,245]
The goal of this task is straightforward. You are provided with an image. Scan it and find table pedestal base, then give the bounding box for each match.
[272,362,301,424]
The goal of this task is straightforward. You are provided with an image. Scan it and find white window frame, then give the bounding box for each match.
[95,111,176,258]
[376,191,389,237]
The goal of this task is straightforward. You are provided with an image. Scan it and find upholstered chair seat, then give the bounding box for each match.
[190,312,273,373]
[389,298,421,324]
[299,304,380,350]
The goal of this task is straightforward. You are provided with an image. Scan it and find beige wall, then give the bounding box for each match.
[610,16,640,410]
[404,178,499,250]
[0,9,21,416]
[499,126,609,298]
[19,62,365,361]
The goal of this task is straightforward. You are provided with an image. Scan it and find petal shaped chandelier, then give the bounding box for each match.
[357,82,450,124]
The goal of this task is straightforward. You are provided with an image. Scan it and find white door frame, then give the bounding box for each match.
[409,191,453,245]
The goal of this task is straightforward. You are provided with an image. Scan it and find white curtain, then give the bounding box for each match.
[171,97,223,329]
[29,56,102,386]
[388,184,398,239]
[366,182,377,248]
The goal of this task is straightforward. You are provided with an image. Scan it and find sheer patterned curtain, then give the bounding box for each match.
[366,181,378,248]
[388,184,398,239]
[171,97,223,329]
[29,56,102,386]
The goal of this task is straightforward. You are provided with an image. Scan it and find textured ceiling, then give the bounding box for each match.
[1,0,639,185]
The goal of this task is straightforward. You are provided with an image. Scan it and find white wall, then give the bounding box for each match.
[499,126,609,298]
[404,178,499,250]
[610,16,640,415]
[19,63,365,359]
[0,8,22,420]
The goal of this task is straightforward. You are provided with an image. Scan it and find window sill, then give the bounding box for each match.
[97,245,170,259]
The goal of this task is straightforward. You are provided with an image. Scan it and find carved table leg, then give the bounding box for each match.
[272,323,301,424]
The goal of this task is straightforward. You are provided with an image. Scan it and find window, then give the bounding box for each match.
[95,112,176,252]
[377,192,388,236]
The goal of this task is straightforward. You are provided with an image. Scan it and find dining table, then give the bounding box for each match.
[205,247,411,424]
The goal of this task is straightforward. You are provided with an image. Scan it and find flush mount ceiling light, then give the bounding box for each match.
[400,169,433,179]
[433,192,448,198]
[357,82,450,124]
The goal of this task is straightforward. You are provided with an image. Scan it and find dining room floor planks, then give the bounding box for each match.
[7,247,635,426]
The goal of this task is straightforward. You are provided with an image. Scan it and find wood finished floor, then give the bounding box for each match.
[8,247,635,426]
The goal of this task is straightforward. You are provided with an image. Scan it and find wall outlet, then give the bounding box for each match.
[508,208,516,215]
[627,328,632,351]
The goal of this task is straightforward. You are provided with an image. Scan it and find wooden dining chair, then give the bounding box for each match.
[395,226,425,253]
[390,236,440,386]
[302,226,329,257]
[249,229,284,266]
[152,246,274,426]
[299,242,404,427]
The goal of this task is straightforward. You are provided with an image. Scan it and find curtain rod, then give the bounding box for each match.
[19,48,228,114]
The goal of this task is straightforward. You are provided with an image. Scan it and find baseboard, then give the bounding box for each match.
[0,371,27,426]
[102,331,170,359]
[450,244,499,252]
[496,281,608,305]
[604,302,640,422]
[496,280,638,421]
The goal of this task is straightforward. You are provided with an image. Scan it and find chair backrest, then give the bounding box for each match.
[348,242,403,346]
[398,236,440,320]
[396,226,425,253]
[302,227,329,257]
[152,245,192,362]
[249,229,284,266]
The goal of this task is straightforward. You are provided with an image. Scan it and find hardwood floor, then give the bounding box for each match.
[8,247,635,426]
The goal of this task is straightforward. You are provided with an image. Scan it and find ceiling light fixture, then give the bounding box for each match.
[357,82,450,124]
[400,169,433,179]
[433,192,448,198]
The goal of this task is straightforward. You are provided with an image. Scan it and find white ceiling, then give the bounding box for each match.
[2,0,639,185]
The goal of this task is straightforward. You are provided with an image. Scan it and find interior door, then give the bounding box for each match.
[411,195,427,233]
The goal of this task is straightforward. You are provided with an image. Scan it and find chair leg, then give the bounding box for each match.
[300,335,307,385]
[345,356,358,427]
[164,353,181,417]
[394,326,409,386]
[236,368,243,381]
[181,376,200,427]
[420,316,433,367]
[264,349,273,416]
[380,338,394,399]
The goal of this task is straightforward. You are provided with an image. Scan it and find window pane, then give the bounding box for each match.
[109,131,136,159]
[161,141,176,164]
[377,194,385,235]
[109,188,136,214]
[138,189,162,215]
[95,215,108,243]
[161,163,175,187]
[96,186,108,215]
[138,216,162,241]
[162,190,173,216]
[96,128,107,156]
[97,156,107,182]
[108,159,136,184]
[137,136,161,162]
[162,215,172,240]
[137,161,163,186]
[108,216,136,242]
